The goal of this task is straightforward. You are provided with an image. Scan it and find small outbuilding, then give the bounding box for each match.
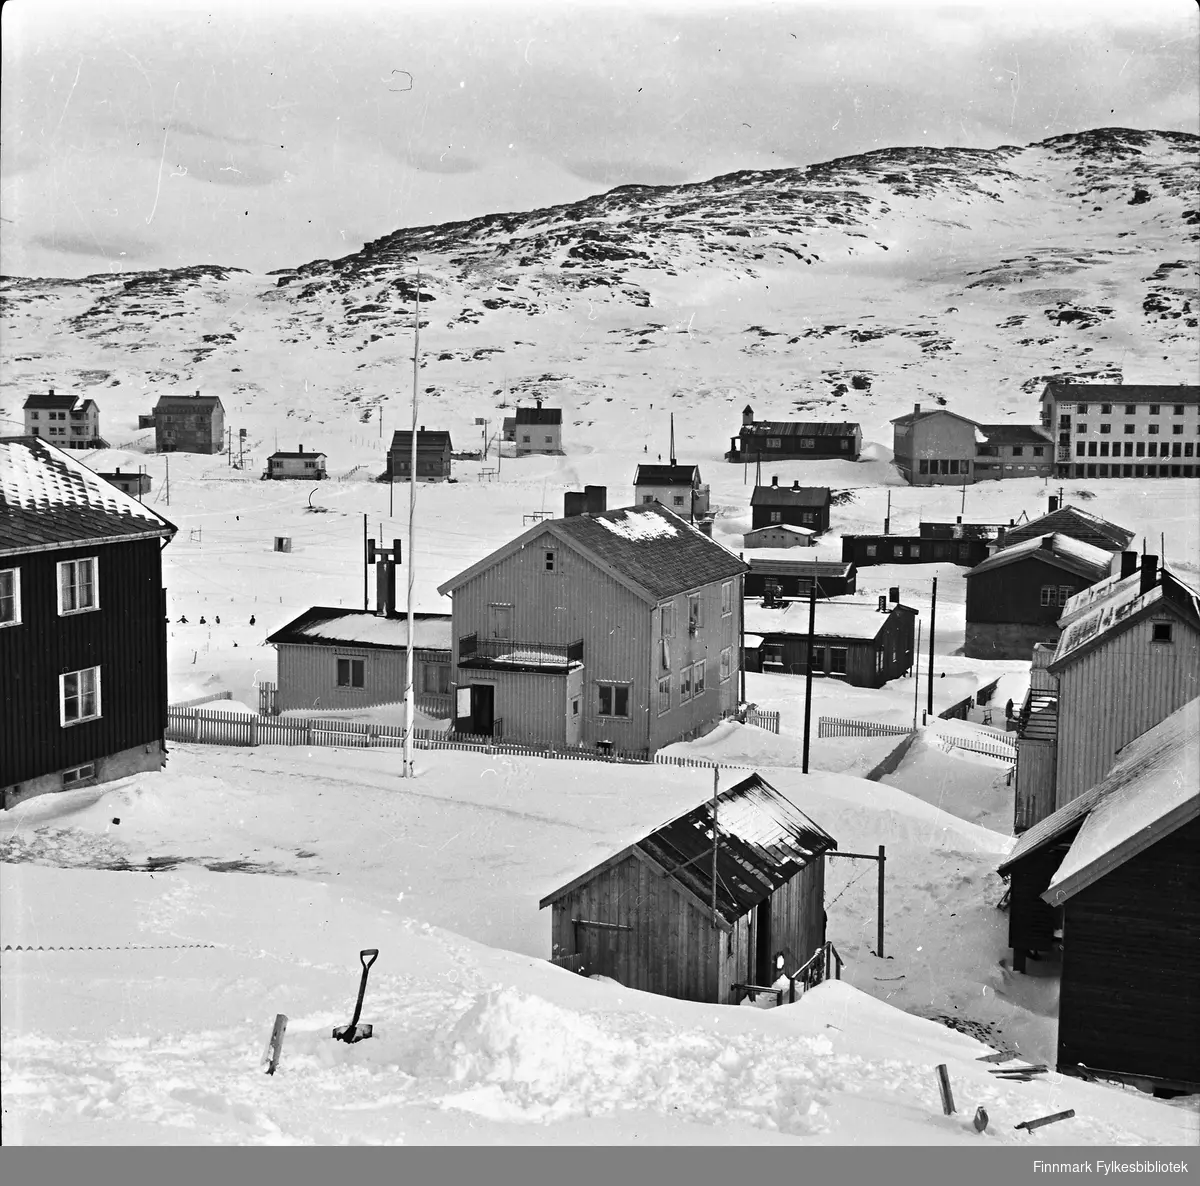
[745,559,856,601]
[741,524,815,550]
[264,445,327,480]
[539,772,836,1004]
[97,468,152,497]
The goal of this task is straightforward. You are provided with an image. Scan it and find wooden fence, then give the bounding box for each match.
[817,716,911,739]
[169,691,234,710]
[744,708,780,734]
[936,734,1017,763]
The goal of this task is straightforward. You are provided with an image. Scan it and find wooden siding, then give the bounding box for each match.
[1014,737,1056,832]
[898,414,978,485]
[1055,614,1200,806]
[744,569,854,599]
[751,502,830,533]
[1007,845,1068,956]
[967,555,1101,627]
[549,850,826,1005]
[460,669,568,746]
[1,538,168,787]
[1057,817,1200,1087]
[754,609,913,689]
[842,536,988,567]
[274,643,451,716]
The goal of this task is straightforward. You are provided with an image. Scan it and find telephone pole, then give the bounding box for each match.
[926,577,938,719]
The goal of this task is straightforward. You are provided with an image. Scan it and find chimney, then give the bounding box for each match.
[956,515,962,524]
[195,390,200,397]
[420,425,425,432]
[771,475,779,487]
[49,388,54,396]
[536,398,543,410]
[1120,551,1138,580]
[698,518,713,538]
[298,444,303,453]
[376,552,398,618]
[742,404,754,427]
[1040,534,1055,552]
[877,595,887,612]
[1140,554,1159,596]
[792,479,800,490]
[889,586,900,603]
[1048,495,1059,513]
[584,484,607,514]
[914,402,921,414]
[564,491,587,517]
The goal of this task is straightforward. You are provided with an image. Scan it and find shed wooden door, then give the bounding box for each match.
[469,684,495,736]
[488,604,513,639]
[754,899,774,985]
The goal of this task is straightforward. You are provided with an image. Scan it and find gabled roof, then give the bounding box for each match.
[634,464,700,486]
[744,524,815,538]
[1043,699,1199,904]
[1049,566,1200,672]
[741,421,859,437]
[515,405,562,425]
[153,394,224,410]
[890,407,978,429]
[750,485,832,508]
[23,393,78,410]
[266,607,452,651]
[0,437,176,555]
[1041,383,1200,406]
[977,424,1053,445]
[997,505,1134,553]
[437,504,747,604]
[743,596,915,642]
[997,780,1110,876]
[389,430,452,448]
[539,772,836,929]
[965,533,1113,584]
[269,451,326,460]
[747,558,853,578]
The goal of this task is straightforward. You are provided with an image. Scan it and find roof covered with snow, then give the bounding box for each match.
[890,407,978,429]
[1044,699,1200,904]
[540,772,836,928]
[743,524,815,538]
[965,532,1113,583]
[750,485,832,508]
[997,780,1110,875]
[269,450,326,460]
[267,607,453,652]
[1049,566,1200,671]
[634,464,700,486]
[0,437,177,555]
[439,504,747,604]
[743,596,914,641]
[998,505,1134,553]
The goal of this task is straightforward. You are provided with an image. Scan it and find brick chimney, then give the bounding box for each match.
[564,491,586,517]
[697,518,713,538]
[1048,495,1059,513]
[771,475,779,487]
[877,595,887,612]
[536,398,543,410]
[914,402,921,414]
[584,485,606,514]
[1140,554,1159,596]
[1120,551,1138,580]
[298,443,303,453]
[792,479,800,490]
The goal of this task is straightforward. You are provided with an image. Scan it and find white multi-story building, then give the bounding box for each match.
[1039,383,1200,479]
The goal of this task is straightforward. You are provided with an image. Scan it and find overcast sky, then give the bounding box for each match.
[2,0,1196,278]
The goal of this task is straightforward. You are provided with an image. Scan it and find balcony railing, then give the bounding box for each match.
[458,634,584,672]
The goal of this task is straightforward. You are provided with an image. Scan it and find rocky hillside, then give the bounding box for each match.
[1,127,1196,452]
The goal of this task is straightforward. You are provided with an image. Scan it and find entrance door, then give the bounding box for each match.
[565,669,583,747]
[469,684,495,736]
[754,898,774,986]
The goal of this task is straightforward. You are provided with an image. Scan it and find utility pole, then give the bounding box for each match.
[404,269,421,779]
[738,563,746,705]
[711,766,720,930]
[912,621,922,730]
[227,427,232,467]
[363,514,369,611]
[926,576,937,719]
[669,413,676,466]
[884,489,891,536]
[164,454,170,506]
[801,581,817,773]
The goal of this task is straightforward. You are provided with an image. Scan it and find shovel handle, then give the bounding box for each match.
[360,949,379,970]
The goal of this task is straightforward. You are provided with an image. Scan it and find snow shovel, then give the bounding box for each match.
[333,949,379,1043]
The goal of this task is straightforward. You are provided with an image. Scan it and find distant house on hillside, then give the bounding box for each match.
[744,559,856,602]
[539,772,836,1004]
[729,405,861,462]
[1037,382,1200,479]
[963,533,1114,660]
[266,607,453,718]
[265,445,327,480]
[515,400,563,455]
[995,499,1134,554]
[633,463,710,520]
[999,698,1199,1093]
[96,468,152,499]
[842,533,989,568]
[437,494,747,754]
[1,437,177,809]
[387,429,453,482]
[890,403,1051,484]
[743,596,916,687]
[23,391,105,451]
[750,480,832,534]
[151,393,225,454]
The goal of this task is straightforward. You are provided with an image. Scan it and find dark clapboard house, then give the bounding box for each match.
[729,405,862,462]
[1,437,177,809]
[387,429,453,482]
[744,559,857,602]
[539,772,836,1004]
[842,532,990,568]
[750,479,832,534]
[993,498,1135,554]
[152,392,225,454]
[998,698,1199,1093]
[743,596,917,687]
[963,533,1115,660]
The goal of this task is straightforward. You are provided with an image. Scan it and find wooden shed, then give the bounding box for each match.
[540,772,836,1004]
[744,559,856,601]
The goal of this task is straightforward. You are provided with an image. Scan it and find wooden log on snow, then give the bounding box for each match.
[935,1064,956,1115]
[1015,1109,1075,1132]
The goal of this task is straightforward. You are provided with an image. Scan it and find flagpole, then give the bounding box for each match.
[404,270,420,778]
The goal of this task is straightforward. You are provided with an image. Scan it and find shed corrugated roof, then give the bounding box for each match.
[515,406,563,425]
[998,505,1134,553]
[540,773,836,927]
[0,437,177,554]
[266,607,453,651]
[747,558,853,578]
[750,485,832,508]
[634,464,700,486]
[965,533,1113,583]
[997,780,1109,876]
[1044,698,1200,904]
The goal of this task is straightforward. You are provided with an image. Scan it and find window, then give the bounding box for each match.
[1099,442,1109,457]
[304,460,317,469]
[1033,446,1045,458]
[1040,586,1054,606]
[544,436,553,444]
[1149,424,1160,435]
[693,660,706,696]
[1152,622,1173,643]
[800,512,814,525]
[660,603,674,636]
[671,494,685,507]
[1013,445,1025,455]
[598,684,630,717]
[828,647,848,675]
[544,549,557,572]
[1100,403,1112,415]
[58,557,98,615]
[1125,404,1136,414]
[642,494,655,503]
[1076,403,1088,413]
[1148,442,1158,457]
[909,545,920,558]
[1077,423,1088,434]
[1076,442,1086,456]
[337,658,365,688]
[60,666,101,725]
[865,544,877,557]
[659,637,671,674]
[62,763,96,787]
[1174,405,1185,415]
[1136,441,1146,457]
[1059,415,1071,429]
[1149,405,1160,416]
[657,676,672,714]
[680,666,692,701]
[811,646,825,671]
[892,545,904,558]
[1087,442,1097,457]
[918,460,930,475]
[1099,425,1111,436]
[1124,442,1134,456]
[522,435,530,443]
[769,511,782,523]
[1187,443,1195,458]
[1123,423,1135,434]
[800,438,814,449]
[875,649,883,675]
[1059,586,1073,605]
[721,581,733,616]
[0,568,19,626]
[719,647,732,682]
[422,665,450,695]
[839,439,850,451]
[488,603,513,639]
[1173,424,1184,435]
[766,438,782,449]
[688,594,703,631]
[1173,443,1183,458]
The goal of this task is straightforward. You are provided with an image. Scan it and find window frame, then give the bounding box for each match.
[693,659,707,696]
[657,675,672,714]
[336,657,365,688]
[0,567,20,627]
[543,549,557,572]
[688,593,703,631]
[719,646,732,682]
[597,682,631,718]
[720,581,733,617]
[57,557,99,616]
[60,665,101,726]
[828,647,848,675]
[1151,622,1173,644]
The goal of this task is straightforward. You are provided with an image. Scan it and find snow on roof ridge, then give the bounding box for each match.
[594,507,680,541]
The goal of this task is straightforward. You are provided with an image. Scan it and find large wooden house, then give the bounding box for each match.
[729,405,861,462]
[1,437,177,809]
[152,393,225,454]
[387,429,453,482]
[514,400,563,455]
[743,596,917,687]
[23,391,105,451]
[540,772,836,1004]
[633,463,710,520]
[436,496,748,754]
[1000,698,1199,1092]
[750,480,832,534]
[841,533,990,568]
[266,607,453,718]
[996,499,1134,553]
[963,533,1114,660]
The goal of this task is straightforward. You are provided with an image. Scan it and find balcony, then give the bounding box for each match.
[458,634,583,673]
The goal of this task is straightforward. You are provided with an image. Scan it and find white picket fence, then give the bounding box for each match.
[817,716,911,739]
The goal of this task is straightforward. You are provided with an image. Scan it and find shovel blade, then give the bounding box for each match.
[332,1023,374,1044]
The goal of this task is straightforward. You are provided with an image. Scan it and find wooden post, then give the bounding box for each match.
[927,576,937,718]
[801,582,817,773]
[711,766,719,928]
[264,1013,288,1075]
[912,620,922,730]
[877,844,886,959]
[363,514,369,610]
[935,1064,955,1115]
[1015,1109,1075,1132]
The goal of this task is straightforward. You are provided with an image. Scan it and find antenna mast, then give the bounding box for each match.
[404,270,421,778]
[669,413,676,467]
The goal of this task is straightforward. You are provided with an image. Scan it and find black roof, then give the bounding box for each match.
[1042,383,1200,405]
[750,484,832,508]
[389,430,453,448]
[634,464,700,486]
[515,405,563,425]
[998,505,1134,553]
